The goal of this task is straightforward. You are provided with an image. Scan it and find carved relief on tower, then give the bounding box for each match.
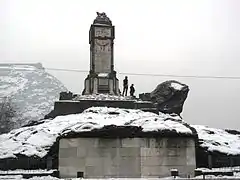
[94,27,111,37]
[95,39,111,53]
[94,39,112,73]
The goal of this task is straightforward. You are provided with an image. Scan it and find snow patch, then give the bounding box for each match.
[193,125,240,155]
[98,73,109,77]
[0,169,56,174]
[171,82,184,90]
[0,107,190,159]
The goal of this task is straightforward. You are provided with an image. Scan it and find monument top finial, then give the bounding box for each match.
[93,12,112,25]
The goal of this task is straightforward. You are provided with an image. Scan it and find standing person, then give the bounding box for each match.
[122,76,128,96]
[130,84,135,97]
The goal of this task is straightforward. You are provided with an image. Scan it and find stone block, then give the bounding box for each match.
[59,157,85,167]
[179,138,187,147]
[141,156,186,166]
[179,147,187,157]
[186,146,196,165]
[141,166,165,176]
[138,138,149,147]
[118,156,141,177]
[118,166,140,177]
[77,147,87,157]
[103,165,119,176]
[65,138,79,147]
[121,138,141,147]
[86,148,101,157]
[102,174,119,178]
[166,148,181,157]
[104,147,118,158]
[117,173,141,178]
[85,157,103,166]
[59,147,77,158]
[141,156,164,166]
[119,156,140,166]
[77,138,99,147]
[152,138,165,148]
[85,165,104,178]
[98,138,121,148]
[59,139,70,149]
[186,139,195,147]
[59,166,81,178]
[142,165,174,177]
[119,147,140,157]
[86,147,118,158]
[162,156,186,166]
[141,147,165,157]
[111,155,121,166]
[166,138,181,148]
[102,157,115,167]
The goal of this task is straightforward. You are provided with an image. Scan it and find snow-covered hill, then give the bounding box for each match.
[193,125,240,155]
[0,64,67,129]
[0,107,191,159]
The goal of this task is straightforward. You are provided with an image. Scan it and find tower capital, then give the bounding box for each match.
[93,12,112,26]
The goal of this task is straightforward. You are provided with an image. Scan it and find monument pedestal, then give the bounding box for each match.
[83,71,119,95]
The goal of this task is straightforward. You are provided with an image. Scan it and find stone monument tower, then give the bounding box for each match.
[82,12,119,95]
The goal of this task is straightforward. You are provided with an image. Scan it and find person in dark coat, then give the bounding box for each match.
[122,76,128,96]
[130,84,135,97]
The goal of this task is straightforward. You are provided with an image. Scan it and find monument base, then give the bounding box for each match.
[45,95,158,119]
[82,71,119,95]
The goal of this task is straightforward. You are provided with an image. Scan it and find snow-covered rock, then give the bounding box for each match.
[0,107,192,159]
[0,64,67,129]
[193,125,240,155]
[150,80,189,115]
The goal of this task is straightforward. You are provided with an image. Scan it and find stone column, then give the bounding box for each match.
[93,78,98,94]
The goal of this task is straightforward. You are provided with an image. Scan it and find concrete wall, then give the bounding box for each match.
[59,137,196,178]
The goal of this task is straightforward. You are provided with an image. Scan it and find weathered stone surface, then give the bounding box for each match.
[150,80,189,115]
[59,137,196,178]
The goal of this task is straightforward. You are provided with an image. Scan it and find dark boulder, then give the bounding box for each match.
[59,91,73,100]
[150,80,189,115]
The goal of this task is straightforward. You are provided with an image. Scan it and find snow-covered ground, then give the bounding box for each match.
[197,166,240,173]
[0,167,240,179]
[0,104,240,159]
[193,125,240,155]
[0,176,240,179]
[0,107,190,159]
[0,64,67,128]
[0,169,56,175]
[194,166,240,179]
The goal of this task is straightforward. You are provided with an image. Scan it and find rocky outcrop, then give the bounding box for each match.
[150,80,189,115]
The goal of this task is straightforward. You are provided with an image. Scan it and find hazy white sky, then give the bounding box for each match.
[1,0,240,129]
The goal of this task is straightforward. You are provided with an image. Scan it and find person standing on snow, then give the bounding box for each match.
[122,76,128,96]
[130,84,135,97]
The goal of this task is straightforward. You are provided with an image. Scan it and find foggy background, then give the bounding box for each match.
[1,0,240,129]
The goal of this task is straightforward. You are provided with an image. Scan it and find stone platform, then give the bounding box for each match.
[45,97,158,119]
